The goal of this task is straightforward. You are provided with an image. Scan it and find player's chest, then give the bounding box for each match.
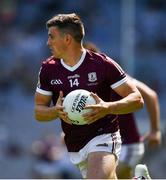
[49,70,104,93]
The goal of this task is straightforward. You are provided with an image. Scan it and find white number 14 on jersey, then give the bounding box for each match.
[69,78,79,87]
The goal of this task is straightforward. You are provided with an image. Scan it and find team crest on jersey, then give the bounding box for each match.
[88,72,97,82]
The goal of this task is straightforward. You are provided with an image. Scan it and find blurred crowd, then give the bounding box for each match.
[30,133,81,179]
[0,125,81,178]
[0,0,166,178]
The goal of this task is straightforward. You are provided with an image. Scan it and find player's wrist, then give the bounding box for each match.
[50,106,59,118]
[107,102,117,114]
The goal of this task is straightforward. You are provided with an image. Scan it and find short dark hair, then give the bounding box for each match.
[46,13,85,43]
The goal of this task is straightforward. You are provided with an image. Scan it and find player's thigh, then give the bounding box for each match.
[87,151,117,179]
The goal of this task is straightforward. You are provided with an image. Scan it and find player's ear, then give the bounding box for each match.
[65,33,72,44]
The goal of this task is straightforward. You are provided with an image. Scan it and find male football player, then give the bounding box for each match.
[34,13,143,179]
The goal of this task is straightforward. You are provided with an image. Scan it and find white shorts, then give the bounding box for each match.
[68,131,121,178]
[119,142,145,167]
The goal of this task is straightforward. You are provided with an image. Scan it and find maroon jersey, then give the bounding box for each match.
[118,114,140,144]
[36,49,128,152]
[110,91,140,144]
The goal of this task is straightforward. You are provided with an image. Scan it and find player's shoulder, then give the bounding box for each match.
[41,56,59,66]
[86,50,114,63]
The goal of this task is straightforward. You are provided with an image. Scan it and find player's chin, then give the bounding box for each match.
[51,51,56,57]
[50,49,56,57]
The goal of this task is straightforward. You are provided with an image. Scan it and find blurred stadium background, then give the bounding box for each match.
[0,0,166,178]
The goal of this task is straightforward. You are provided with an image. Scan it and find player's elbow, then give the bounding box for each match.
[34,107,44,121]
[34,111,42,121]
[132,91,144,111]
[35,115,42,121]
[143,89,159,106]
[150,90,158,102]
[136,94,144,110]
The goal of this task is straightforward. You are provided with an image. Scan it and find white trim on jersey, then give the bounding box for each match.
[36,87,53,96]
[106,55,125,76]
[111,76,128,89]
[60,49,86,72]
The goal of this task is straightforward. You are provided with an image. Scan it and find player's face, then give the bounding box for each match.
[47,27,67,59]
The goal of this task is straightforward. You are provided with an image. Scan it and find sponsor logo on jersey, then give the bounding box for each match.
[67,74,80,79]
[50,79,63,85]
[88,72,97,82]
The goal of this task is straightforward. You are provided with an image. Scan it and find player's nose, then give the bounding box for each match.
[47,38,52,47]
[47,39,50,46]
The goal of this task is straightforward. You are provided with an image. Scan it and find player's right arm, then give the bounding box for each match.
[34,62,70,123]
[34,91,65,121]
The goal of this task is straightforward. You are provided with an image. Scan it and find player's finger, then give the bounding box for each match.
[55,105,64,111]
[57,91,63,105]
[90,92,100,103]
[59,113,72,125]
[86,115,99,124]
[84,104,100,109]
[62,118,72,125]
[83,109,97,118]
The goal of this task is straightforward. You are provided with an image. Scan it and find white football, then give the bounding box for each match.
[63,89,96,125]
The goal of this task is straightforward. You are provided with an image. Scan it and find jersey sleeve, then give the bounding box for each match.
[36,64,53,96]
[105,56,128,89]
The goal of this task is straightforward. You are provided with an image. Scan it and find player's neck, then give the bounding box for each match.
[62,45,84,67]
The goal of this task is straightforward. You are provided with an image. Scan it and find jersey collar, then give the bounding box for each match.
[60,49,86,72]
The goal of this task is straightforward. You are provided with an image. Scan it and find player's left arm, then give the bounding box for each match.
[84,78,144,123]
[109,78,144,114]
[133,79,161,147]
